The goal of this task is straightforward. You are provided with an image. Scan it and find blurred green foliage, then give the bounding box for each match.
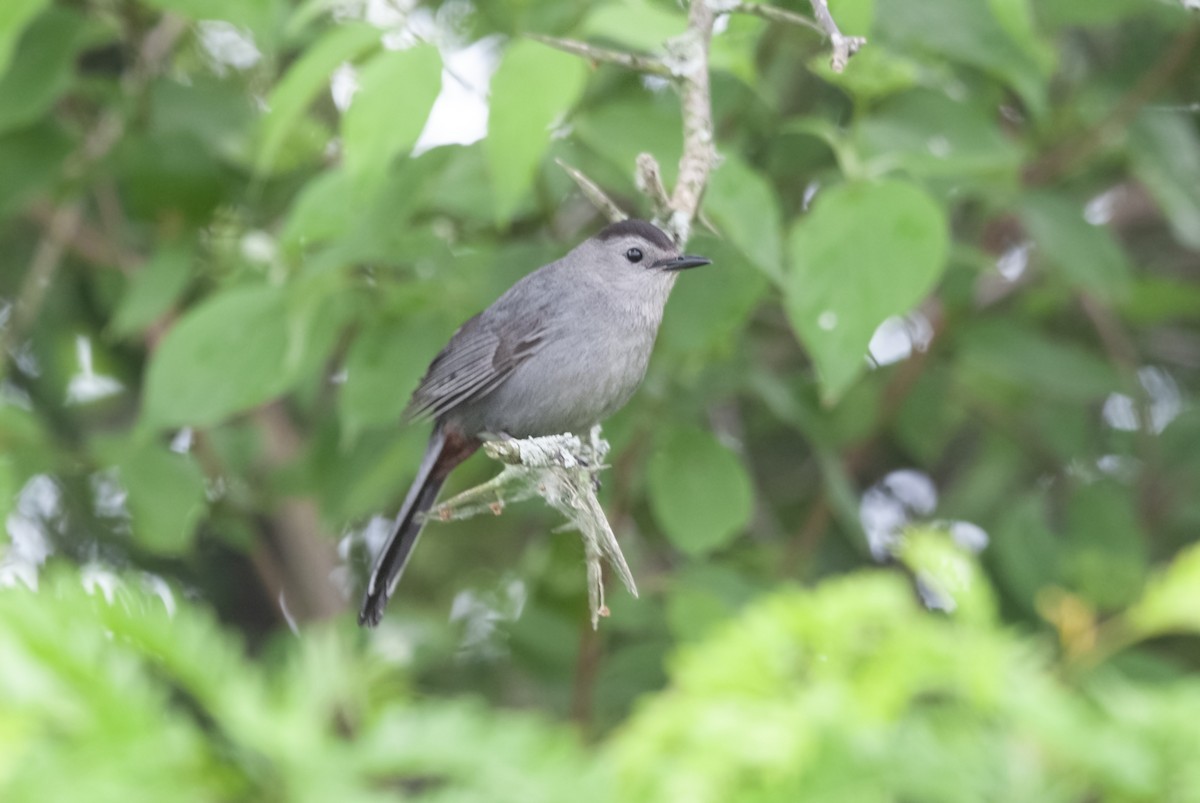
[1,0,1199,798]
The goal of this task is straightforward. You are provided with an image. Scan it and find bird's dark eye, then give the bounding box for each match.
[625,247,643,263]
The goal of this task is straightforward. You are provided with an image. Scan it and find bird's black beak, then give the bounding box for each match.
[652,254,712,271]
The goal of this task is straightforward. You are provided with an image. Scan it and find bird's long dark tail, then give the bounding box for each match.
[358,425,479,627]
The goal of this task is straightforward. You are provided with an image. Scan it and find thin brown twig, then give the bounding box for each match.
[2,14,187,366]
[555,159,629,223]
[1024,23,1200,184]
[24,199,142,272]
[1,204,82,360]
[726,2,823,35]
[635,153,673,223]
[529,34,672,77]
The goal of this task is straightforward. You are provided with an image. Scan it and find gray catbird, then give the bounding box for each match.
[359,219,710,627]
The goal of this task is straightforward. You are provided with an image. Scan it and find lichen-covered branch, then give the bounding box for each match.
[664,0,718,246]
[427,429,637,629]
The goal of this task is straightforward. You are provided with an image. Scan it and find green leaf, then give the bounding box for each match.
[656,234,768,370]
[1130,111,1200,251]
[143,285,300,427]
[574,93,682,187]
[785,179,948,403]
[0,7,87,134]
[486,40,587,226]
[111,240,193,337]
[1064,481,1147,610]
[339,313,448,441]
[0,121,71,217]
[856,89,1022,179]
[102,439,208,555]
[1018,192,1132,302]
[956,320,1119,402]
[0,0,47,80]
[1127,543,1200,639]
[341,44,441,189]
[256,22,380,174]
[117,131,236,222]
[140,0,279,36]
[811,45,920,104]
[704,156,783,281]
[1035,0,1152,27]
[986,494,1061,614]
[829,0,874,35]
[876,0,1051,116]
[647,426,753,556]
[580,0,686,53]
[897,525,995,624]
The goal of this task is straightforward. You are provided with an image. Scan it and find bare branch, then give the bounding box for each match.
[724,2,823,35]
[3,14,186,367]
[1,204,82,360]
[529,34,672,77]
[635,153,672,223]
[807,0,866,72]
[556,159,629,223]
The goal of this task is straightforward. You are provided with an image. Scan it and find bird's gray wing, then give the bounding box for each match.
[402,312,547,422]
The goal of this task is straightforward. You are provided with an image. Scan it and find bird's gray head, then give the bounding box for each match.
[580,220,712,284]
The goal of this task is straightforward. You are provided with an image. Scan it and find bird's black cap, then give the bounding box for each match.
[595,219,676,251]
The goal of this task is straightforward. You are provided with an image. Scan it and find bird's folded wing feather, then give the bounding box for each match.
[403,312,547,422]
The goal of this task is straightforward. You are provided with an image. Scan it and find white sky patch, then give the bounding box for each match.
[331,62,359,112]
[413,36,501,154]
[860,469,938,560]
[1,474,59,591]
[65,336,123,406]
[869,312,934,367]
[996,241,1032,281]
[802,180,821,211]
[198,21,262,72]
[1085,187,1120,225]
[1102,366,1182,434]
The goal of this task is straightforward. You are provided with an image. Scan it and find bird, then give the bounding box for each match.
[358,219,711,627]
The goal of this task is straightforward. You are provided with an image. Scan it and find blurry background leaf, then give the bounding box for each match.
[110,241,192,337]
[579,0,686,52]
[256,23,379,173]
[0,0,47,80]
[647,425,754,556]
[785,179,948,402]
[704,155,784,281]
[1130,111,1200,251]
[341,44,441,189]
[143,285,301,427]
[875,0,1052,115]
[487,40,587,226]
[0,6,89,134]
[1019,191,1132,302]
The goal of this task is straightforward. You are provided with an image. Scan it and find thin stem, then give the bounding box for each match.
[726,2,822,35]
[529,34,672,77]
[555,159,629,223]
